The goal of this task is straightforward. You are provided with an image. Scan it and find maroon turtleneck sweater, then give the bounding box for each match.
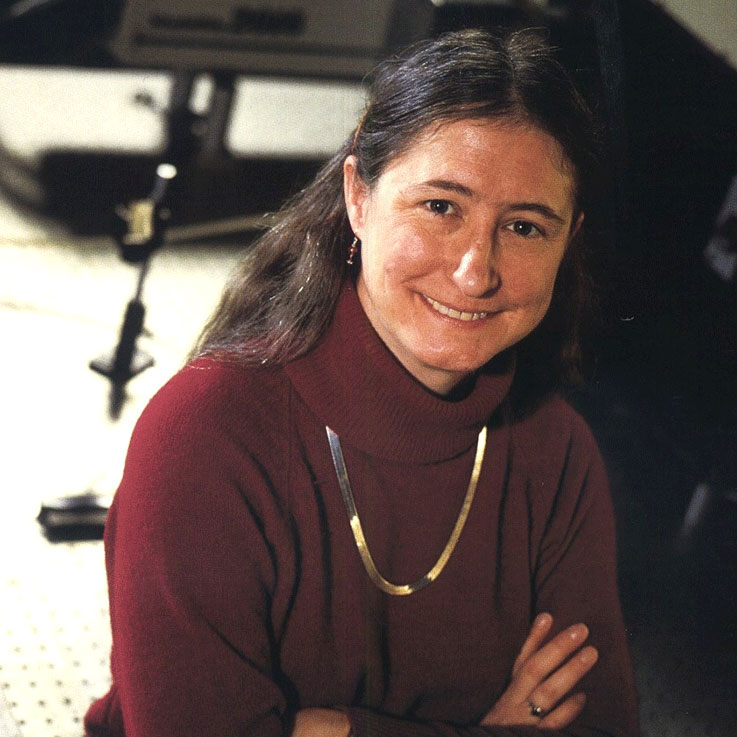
[85,284,638,737]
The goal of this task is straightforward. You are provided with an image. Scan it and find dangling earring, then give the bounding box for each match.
[346,236,359,266]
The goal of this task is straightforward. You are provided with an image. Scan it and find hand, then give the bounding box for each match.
[480,613,598,730]
[291,708,351,737]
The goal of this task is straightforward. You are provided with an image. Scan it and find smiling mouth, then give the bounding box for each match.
[424,296,489,322]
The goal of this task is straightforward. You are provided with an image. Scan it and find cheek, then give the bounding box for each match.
[364,225,439,282]
[505,256,563,307]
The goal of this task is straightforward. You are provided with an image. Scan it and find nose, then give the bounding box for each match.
[451,240,500,297]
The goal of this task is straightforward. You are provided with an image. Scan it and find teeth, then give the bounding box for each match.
[425,296,488,322]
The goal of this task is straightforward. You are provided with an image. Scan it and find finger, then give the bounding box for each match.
[512,613,553,676]
[538,693,587,730]
[507,623,590,702]
[526,646,598,718]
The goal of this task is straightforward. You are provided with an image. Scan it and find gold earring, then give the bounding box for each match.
[346,236,359,265]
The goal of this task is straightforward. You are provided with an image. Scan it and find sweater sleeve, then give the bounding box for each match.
[525,408,639,737]
[98,366,295,737]
[343,406,639,737]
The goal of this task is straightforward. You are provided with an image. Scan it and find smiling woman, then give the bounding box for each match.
[85,28,639,737]
[344,118,581,394]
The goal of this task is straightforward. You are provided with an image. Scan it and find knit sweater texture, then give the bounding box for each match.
[85,283,638,737]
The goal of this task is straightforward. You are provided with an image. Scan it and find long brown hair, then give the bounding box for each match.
[192,28,600,387]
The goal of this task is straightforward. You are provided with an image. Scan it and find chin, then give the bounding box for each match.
[420,351,497,376]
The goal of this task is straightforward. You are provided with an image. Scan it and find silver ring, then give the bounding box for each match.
[526,700,545,718]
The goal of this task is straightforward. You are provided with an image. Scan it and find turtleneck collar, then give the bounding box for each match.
[286,282,515,463]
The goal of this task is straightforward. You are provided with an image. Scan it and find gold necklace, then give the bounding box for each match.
[325,425,487,596]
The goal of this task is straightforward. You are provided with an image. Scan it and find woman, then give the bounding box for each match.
[86,28,639,737]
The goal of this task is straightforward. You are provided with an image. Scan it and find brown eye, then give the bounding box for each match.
[427,199,453,215]
[509,220,542,237]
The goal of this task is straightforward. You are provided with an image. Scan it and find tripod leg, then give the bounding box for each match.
[90,259,154,384]
[199,72,236,161]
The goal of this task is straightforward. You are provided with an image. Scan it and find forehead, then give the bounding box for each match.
[378,117,577,206]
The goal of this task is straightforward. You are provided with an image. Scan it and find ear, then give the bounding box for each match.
[570,211,584,241]
[343,155,370,238]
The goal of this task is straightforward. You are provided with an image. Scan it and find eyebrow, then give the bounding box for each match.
[418,179,476,198]
[416,179,568,225]
[508,202,567,225]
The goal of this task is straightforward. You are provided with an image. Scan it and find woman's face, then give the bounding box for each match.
[344,118,582,395]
